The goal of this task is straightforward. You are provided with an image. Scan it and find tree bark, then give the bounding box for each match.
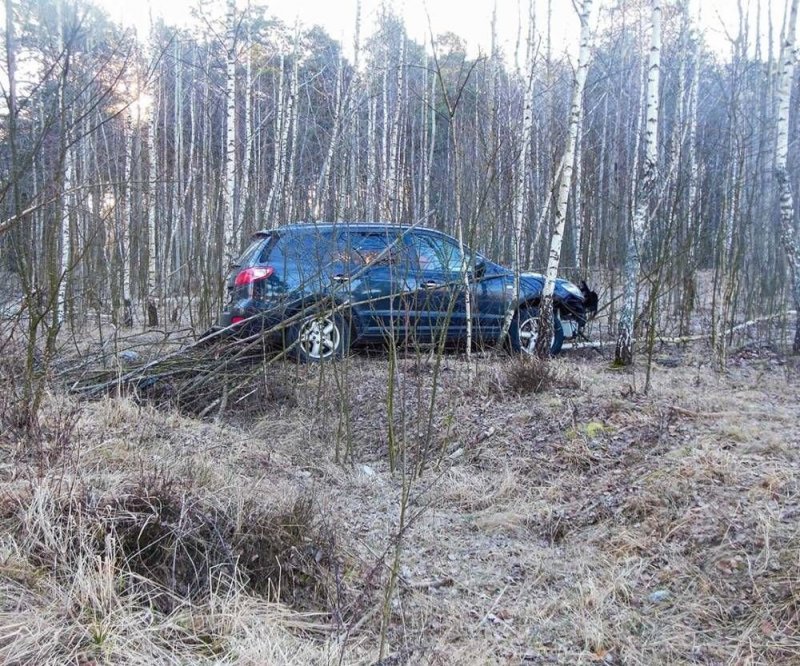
[615,1,662,366]
[146,30,159,327]
[56,0,72,327]
[223,0,238,263]
[775,0,800,352]
[499,1,536,345]
[536,0,594,358]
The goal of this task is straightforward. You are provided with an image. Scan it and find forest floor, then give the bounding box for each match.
[1,328,800,664]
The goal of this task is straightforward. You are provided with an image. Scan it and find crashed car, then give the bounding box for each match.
[213,223,597,361]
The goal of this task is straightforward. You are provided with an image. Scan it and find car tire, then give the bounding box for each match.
[289,311,351,362]
[509,306,564,356]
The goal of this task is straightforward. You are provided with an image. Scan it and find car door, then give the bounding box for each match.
[338,230,416,339]
[405,231,515,344]
[468,257,516,341]
[404,231,468,341]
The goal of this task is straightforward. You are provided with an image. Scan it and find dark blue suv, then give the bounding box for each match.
[215,223,594,361]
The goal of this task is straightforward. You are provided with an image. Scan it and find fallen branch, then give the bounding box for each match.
[563,310,798,351]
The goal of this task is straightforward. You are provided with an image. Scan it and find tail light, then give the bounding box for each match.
[234,266,274,287]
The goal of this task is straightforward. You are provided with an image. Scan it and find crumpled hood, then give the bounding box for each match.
[520,272,585,302]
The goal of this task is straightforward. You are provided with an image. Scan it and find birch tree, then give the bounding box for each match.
[55,0,72,327]
[680,10,701,336]
[615,1,662,366]
[121,106,135,328]
[146,28,159,327]
[775,0,800,352]
[240,8,254,233]
[264,54,286,225]
[498,0,536,345]
[223,0,238,263]
[535,0,594,358]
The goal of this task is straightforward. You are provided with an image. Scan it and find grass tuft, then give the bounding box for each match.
[504,357,581,394]
[6,473,340,616]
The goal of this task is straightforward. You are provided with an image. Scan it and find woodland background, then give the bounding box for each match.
[1,0,798,360]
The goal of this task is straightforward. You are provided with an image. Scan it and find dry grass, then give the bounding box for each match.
[2,336,800,664]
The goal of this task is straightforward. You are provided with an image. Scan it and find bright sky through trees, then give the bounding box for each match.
[98,0,791,62]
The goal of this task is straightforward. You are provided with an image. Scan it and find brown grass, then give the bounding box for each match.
[1,337,800,664]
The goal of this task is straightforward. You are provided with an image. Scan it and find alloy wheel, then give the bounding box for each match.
[298,315,341,360]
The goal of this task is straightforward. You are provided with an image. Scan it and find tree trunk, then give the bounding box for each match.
[536,0,594,358]
[56,0,72,327]
[223,0,237,263]
[775,0,800,352]
[121,111,134,328]
[499,1,536,345]
[615,1,662,366]
[146,32,159,327]
[265,54,285,226]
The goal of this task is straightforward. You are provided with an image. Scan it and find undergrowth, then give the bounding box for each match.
[3,472,340,614]
[504,356,582,394]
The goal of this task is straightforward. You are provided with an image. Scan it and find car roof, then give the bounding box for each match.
[252,222,439,237]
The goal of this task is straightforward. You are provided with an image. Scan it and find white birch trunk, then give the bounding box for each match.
[57,130,73,327]
[425,60,436,221]
[316,52,344,219]
[381,67,389,216]
[146,32,158,326]
[241,10,253,234]
[452,119,473,362]
[615,1,662,366]
[284,53,299,223]
[499,5,535,344]
[121,111,134,327]
[682,21,701,333]
[573,118,584,271]
[775,0,800,352]
[167,38,183,298]
[265,54,285,226]
[385,38,405,221]
[55,0,72,327]
[535,0,594,357]
[366,94,377,220]
[223,0,237,263]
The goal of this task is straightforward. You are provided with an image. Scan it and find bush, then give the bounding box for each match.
[504,357,582,395]
[506,357,559,394]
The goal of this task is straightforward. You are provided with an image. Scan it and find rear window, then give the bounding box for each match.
[235,236,269,266]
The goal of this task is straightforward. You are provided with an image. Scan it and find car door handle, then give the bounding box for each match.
[332,274,350,283]
[422,280,442,289]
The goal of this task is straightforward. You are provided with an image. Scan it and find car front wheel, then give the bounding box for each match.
[290,311,351,362]
[509,306,564,356]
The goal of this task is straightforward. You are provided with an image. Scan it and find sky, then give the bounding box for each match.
[98,0,793,62]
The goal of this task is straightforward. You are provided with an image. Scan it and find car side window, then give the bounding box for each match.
[346,233,393,265]
[410,234,464,273]
[276,230,334,266]
[339,232,416,271]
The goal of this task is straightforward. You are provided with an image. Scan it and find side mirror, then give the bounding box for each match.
[473,260,486,279]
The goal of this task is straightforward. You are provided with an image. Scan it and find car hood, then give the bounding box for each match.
[520,272,585,301]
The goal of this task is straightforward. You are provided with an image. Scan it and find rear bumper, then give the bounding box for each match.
[218,299,287,340]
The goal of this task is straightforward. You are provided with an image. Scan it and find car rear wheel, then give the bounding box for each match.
[509,306,564,356]
[290,311,350,362]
